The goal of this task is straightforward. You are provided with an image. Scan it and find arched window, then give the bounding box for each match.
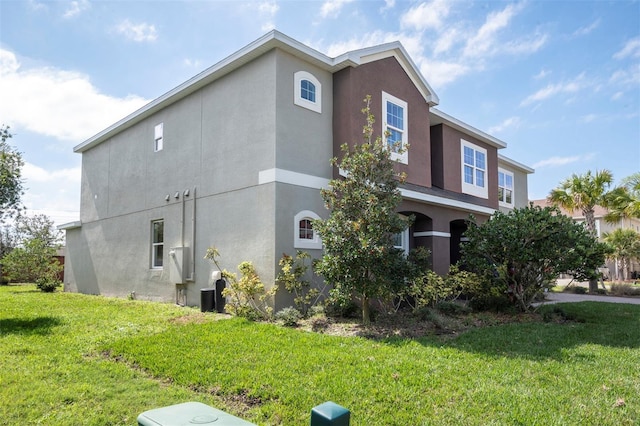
[301,80,316,102]
[294,71,322,113]
[294,210,322,249]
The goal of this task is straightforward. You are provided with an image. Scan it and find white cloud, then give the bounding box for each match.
[433,27,461,55]
[258,1,279,31]
[114,19,158,42]
[23,163,81,184]
[63,0,90,19]
[572,18,600,37]
[400,0,451,31]
[320,0,354,19]
[0,48,150,142]
[27,0,48,11]
[532,153,595,169]
[580,113,598,123]
[421,60,470,88]
[520,73,587,106]
[613,36,640,59]
[488,116,521,134]
[462,3,524,58]
[534,69,550,80]
[380,0,395,13]
[611,91,624,101]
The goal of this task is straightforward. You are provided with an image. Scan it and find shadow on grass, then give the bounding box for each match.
[383,302,640,360]
[0,316,63,336]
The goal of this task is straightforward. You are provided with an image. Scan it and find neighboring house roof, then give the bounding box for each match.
[531,199,609,219]
[74,30,439,154]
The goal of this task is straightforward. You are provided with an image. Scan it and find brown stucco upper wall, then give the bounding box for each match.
[435,124,499,209]
[332,56,431,187]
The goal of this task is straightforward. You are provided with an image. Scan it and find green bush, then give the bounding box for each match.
[436,301,471,316]
[35,277,61,293]
[610,283,640,296]
[572,286,587,294]
[276,251,323,316]
[274,307,302,326]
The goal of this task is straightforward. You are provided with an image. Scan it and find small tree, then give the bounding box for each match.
[603,228,640,281]
[1,214,63,291]
[314,96,412,324]
[2,239,63,291]
[204,246,275,320]
[548,169,614,293]
[0,125,25,223]
[462,204,610,311]
[276,251,323,316]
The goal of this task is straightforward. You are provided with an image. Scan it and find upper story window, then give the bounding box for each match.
[294,210,322,249]
[382,91,408,164]
[154,123,164,152]
[151,219,164,268]
[294,71,322,113]
[498,168,514,207]
[460,140,488,199]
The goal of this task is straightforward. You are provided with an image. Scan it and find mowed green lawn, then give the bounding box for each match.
[1,285,638,425]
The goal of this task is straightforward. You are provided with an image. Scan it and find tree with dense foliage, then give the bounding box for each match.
[605,172,640,224]
[603,228,640,281]
[461,204,610,311]
[314,96,412,324]
[0,125,24,223]
[1,214,63,291]
[548,169,614,292]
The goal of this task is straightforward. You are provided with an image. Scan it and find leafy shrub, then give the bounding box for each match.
[468,294,513,313]
[276,251,324,316]
[571,286,587,294]
[275,307,303,326]
[609,283,640,296]
[324,289,359,318]
[308,305,325,317]
[36,277,61,293]
[403,264,480,311]
[221,261,275,321]
[436,301,471,316]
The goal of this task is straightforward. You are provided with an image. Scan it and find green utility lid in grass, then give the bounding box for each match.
[137,402,256,426]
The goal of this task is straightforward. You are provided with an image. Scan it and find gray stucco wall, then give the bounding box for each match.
[67,47,334,308]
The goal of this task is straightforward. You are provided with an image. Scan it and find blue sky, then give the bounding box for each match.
[1,0,639,225]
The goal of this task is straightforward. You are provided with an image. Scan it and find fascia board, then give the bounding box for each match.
[498,154,535,174]
[430,108,507,150]
[74,30,341,153]
[340,42,439,106]
[401,188,496,216]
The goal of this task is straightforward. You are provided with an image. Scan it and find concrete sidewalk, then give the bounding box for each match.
[540,292,640,305]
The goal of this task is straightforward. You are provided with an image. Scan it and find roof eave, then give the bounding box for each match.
[430,108,507,149]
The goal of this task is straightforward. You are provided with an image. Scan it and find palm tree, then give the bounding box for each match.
[605,172,640,224]
[548,169,614,292]
[603,228,640,281]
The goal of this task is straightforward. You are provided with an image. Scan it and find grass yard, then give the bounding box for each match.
[1,285,639,425]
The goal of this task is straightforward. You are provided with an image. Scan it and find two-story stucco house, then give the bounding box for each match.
[60,31,533,309]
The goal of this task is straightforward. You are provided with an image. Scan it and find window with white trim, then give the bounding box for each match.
[294,71,322,113]
[154,123,164,152]
[382,91,408,164]
[294,210,322,249]
[498,168,514,207]
[393,228,410,256]
[151,219,164,268]
[460,140,488,198]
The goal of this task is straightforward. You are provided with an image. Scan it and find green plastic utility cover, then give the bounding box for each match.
[310,401,350,426]
[137,402,256,426]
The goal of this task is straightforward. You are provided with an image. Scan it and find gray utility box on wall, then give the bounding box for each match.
[137,401,255,426]
[169,247,189,284]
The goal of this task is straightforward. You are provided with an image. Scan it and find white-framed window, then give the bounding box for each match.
[294,210,322,249]
[498,168,514,207]
[460,140,488,198]
[294,71,322,113]
[154,123,164,152]
[382,91,408,164]
[151,219,164,268]
[393,228,410,256]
